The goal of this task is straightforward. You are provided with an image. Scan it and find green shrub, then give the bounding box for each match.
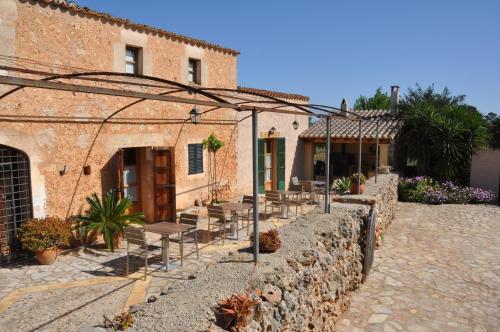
[335,177,351,194]
[75,191,144,252]
[19,217,71,251]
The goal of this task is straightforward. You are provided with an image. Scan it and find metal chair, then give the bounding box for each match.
[170,213,199,266]
[264,191,284,219]
[207,205,230,245]
[124,226,149,280]
[241,195,254,235]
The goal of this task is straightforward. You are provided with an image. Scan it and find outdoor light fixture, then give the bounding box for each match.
[189,107,201,124]
[269,126,277,136]
[292,120,299,130]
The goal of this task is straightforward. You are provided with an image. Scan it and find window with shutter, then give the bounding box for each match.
[188,144,203,175]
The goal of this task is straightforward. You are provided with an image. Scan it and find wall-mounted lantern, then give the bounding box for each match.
[292,120,299,130]
[189,107,201,124]
[269,126,277,136]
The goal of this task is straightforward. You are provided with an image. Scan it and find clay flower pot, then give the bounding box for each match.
[35,247,58,265]
[260,242,281,253]
[112,233,122,249]
[350,183,366,194]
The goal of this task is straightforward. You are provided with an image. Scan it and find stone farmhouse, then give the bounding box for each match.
[0,0,309,258]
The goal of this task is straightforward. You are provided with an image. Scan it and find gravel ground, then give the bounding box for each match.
[0,280,134,332]
[132,205,362,331]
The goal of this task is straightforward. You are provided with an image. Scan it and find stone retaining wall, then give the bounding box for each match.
[333,173,399,247]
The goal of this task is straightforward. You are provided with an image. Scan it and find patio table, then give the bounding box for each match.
[277,190,300,218]
[221,202,253,240]
[144,222,195,271]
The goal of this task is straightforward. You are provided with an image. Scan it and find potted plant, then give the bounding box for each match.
[349,173,366,194]
[18,216,71,265]
[212,292,259,331]
[75,191,145,252]
[202,133,224,204]
[335,177,351,195]
[250,228,281,253]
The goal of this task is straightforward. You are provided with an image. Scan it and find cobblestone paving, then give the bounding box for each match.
[338,202,500,332]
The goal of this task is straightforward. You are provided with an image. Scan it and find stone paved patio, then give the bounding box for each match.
[338,202,500,332]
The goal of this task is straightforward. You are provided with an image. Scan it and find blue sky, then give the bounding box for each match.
[76,0,500,115]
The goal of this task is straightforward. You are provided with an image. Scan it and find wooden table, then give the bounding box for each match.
[221,202,253,240]
[144,222,195,271]
[277,190,300,218]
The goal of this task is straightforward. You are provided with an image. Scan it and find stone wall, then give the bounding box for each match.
[333,173,399,247]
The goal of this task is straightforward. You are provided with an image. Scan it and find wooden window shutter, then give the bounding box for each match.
[188,144,203,175]
[278,137,286,190]
[258,139,265,193]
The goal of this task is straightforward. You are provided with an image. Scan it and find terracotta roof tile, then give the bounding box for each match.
[31,0,239,56]
[299,109,401,140]
[237,86,310,102]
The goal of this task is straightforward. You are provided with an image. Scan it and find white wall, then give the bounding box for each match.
[236,110,309,195]
[470,149,500,199]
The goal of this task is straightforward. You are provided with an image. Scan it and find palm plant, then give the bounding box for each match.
[335,177,351,194]
[75,191,144,252]
[398,85,488,183]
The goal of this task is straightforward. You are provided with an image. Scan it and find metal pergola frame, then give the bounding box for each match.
[0,61,393,262]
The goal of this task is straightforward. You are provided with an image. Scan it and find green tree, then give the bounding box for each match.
[353,87,391,110]
[398,85,488,182]
[484,112,500,149]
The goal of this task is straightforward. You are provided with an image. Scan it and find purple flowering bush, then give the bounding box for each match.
[398,177,496,205]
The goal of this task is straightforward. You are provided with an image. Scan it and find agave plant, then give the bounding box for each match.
[75,191,144,252]
[335,177,351,194]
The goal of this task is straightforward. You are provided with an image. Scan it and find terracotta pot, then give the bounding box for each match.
[350,183,366,194]
[259,242,281,253]
[35,247,58,265]
[112,233,122,249]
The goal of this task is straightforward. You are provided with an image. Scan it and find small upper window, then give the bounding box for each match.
[125,47,139,74]
[188,58,201,84]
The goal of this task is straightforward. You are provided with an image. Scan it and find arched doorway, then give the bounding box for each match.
[0,145,33,263]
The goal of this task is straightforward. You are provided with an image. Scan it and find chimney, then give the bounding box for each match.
[390,85,400,111]
[340,98,349,117]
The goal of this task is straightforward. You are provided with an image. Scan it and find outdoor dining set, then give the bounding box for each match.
[123,177,327,278]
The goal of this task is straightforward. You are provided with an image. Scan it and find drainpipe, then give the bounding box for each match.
[325,115,331,213]
[375,119,379,184]
[252,108,259,262]
[358,120,362,194]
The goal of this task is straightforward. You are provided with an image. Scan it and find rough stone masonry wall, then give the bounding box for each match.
[333,173,399,247]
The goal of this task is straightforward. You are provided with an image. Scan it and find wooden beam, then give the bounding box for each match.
[0,75,313,117]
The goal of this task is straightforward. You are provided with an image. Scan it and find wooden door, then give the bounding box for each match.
[153,148,176,223]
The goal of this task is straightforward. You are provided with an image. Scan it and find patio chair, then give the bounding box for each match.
[242,195,254,235]
[124,226,150,280]
[301,180,316,204]
[169,213,199,266]
[207,205,230,245]
[265,191,284,219]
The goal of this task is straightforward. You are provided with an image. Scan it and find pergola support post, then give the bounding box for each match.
[357,120,362,194]
[375,119,379,184]
[252,108,259,262]
[324,116,331,213]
